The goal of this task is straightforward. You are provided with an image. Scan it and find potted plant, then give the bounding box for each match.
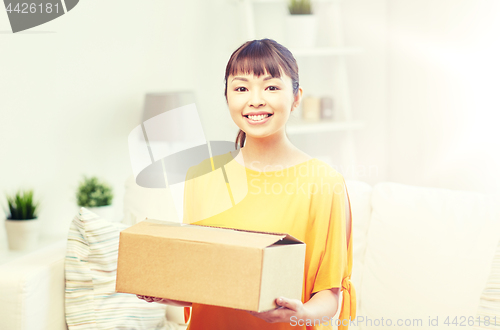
[76,176,115,221]
[286,0,318,48]
[4,189,41,251]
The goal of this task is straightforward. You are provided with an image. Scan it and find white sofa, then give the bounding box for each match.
[1,177,499,330]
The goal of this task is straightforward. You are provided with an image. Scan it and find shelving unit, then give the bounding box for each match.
[240,0,364,179]
[287,120,364,135]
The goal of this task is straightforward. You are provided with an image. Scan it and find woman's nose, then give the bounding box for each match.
[249,90,265,107]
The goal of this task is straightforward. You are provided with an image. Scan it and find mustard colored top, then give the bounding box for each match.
[181,152,355,330]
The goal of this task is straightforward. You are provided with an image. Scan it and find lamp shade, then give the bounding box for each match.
[141,91,199,150]
[129,90,207,186]
[142,91,197,123]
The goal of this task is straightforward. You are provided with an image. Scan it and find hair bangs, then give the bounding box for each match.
[228,43,287,79]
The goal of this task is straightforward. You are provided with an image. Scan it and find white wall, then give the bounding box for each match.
[0,0,392,243]
[0,0,202,241]
[0,0,253,245]
[387,0,500,195]
[342,0,389,184]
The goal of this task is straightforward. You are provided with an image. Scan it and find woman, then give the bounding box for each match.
[138,38,355,330]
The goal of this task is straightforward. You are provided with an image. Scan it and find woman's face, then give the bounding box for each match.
[226,69,301,141]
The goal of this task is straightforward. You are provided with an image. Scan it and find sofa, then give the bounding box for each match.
[1,175,499,330]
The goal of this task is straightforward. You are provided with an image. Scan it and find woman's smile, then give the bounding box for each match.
[244,113,273,125]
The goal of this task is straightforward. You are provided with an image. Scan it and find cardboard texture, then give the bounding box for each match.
[116,219,306,312]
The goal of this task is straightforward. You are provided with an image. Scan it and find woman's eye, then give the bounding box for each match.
[267,86,279,91]
[235,87,247,92]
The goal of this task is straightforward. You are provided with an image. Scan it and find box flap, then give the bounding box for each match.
[195,223,304,245]
[124,219,296,249]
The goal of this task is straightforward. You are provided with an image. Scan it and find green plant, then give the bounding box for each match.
[6,189,39,220]
[76,176,113,207]
[288,0,312,15]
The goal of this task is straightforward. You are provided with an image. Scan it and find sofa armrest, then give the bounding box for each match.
[0,239,68,330]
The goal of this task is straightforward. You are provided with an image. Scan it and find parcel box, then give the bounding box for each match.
[116,219,306,312]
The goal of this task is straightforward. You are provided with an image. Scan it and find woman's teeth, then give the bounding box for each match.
[247,114,270,121]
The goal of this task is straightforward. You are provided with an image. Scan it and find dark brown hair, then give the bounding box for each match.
[224,39,300,149]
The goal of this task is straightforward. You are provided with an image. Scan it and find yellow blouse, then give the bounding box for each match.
[181,152,355,330]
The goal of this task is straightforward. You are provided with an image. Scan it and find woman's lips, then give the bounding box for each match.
[244,114,272,125]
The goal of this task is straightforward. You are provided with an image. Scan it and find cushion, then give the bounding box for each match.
[474,239,500,329]
[65,207,179,330]
[361,182,500,327]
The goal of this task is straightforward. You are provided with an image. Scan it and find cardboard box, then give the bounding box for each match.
[116,219,306,312]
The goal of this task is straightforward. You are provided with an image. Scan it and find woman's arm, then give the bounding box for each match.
[304,288,340,319]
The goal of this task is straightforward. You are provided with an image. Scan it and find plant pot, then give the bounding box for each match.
[285,14,318,49]
[5,218,41,251]
[85,205,117,222]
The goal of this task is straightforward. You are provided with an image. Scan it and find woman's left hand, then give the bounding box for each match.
[245,297,310,323]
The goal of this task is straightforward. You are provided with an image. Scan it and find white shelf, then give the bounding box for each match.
[290,46,363,57]
[286,120,364,135]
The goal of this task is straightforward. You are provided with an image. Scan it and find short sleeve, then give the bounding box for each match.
[311,176,349,293]
[311,175,356,328]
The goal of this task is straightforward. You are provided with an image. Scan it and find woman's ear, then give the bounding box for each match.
[292,87,303,111]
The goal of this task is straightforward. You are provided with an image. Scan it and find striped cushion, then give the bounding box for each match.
[475,240,500,329]
[65,207,179,330]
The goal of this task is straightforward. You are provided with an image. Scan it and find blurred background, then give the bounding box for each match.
[1,0,499,240]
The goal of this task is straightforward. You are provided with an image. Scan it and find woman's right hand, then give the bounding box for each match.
[136,295,192,307]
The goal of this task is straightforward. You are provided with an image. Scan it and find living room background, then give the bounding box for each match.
[1,0,499,239]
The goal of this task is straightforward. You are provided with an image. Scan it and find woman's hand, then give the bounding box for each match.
[245,297,310,323]
[136,295,192,307]
[137,295,167,304]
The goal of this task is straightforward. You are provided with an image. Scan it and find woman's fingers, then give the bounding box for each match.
[137,295,158,303]
[276,297,299,312]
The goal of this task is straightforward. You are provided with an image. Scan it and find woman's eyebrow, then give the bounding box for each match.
[231,76,283,83]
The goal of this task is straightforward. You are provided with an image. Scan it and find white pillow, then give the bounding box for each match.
[64,207,179,330]
[361,183,500,329]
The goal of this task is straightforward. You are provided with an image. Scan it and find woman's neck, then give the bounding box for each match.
[235,134,310,171]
